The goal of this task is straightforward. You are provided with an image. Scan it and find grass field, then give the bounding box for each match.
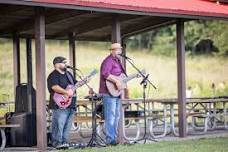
[63,137,228,152]
[0,40,227,101]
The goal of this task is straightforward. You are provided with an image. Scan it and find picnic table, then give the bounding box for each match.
[122,97,228,138]
[46,97,228,142]
[0,102,20,150]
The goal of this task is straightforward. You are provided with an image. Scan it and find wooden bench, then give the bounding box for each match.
[187,112,208,118]
[75,116,104,123]
[0,124,20,150]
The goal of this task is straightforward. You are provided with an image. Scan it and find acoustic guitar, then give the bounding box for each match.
[106,70,145,97]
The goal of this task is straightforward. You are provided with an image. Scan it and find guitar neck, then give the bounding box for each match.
[72,81,81,90]
[71,69,97,91]
[123,73,138,83]
[71,78,87,92]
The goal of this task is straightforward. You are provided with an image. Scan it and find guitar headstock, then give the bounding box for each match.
[81,69,98,83]
[88,69,98,78]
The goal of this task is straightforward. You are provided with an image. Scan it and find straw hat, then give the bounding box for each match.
[110,43,122,50]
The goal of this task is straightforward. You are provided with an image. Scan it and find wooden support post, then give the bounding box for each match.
[176,19,187,137]
[26,38,33,113]
[35,7,47,150]
[111,17,125,144]
[69,33,76,78]
[121,39,127,71]
[13,35,20,97]
[111,18,121,43]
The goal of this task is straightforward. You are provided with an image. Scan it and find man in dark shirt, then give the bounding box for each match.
[47,56,87,149]
[99,43,126,145]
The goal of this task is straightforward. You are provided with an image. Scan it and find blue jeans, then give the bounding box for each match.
[103,94,121,144]
[51,108,75,147]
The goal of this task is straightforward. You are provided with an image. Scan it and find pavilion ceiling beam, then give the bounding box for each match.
[53,15,150,38]
[0,33,110,41]
[122,19,176,38]
[51,14,111,37]
[0,9,94,35]
[75,16,136,36]
[0,5,29,15]
[0,14,33,19]
[46,12,98,27]
[65,35,110,41]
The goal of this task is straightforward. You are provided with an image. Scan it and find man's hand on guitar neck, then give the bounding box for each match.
[107,75,122,91]
[77,76,91,87]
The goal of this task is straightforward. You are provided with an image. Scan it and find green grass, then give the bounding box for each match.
[63,137,228,152]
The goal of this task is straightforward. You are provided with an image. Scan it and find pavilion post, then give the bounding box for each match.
[176,19,187,137]
[111,17,125,144]
[69,33,76,78]
[111,18,121,43]
[13,35,21,97]
[26,38,33,113]
[121,39,127,71]
[34,7,47,150]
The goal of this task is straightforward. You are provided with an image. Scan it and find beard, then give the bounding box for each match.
[116,54,122,60]
[59,66,67,72]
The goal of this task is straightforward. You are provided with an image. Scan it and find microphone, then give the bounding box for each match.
[66,65,79,71]
[118,53,132,60]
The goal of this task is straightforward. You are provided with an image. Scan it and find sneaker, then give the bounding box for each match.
[63,142,70,147]
[56,143,69,150]
[69,142,81,149]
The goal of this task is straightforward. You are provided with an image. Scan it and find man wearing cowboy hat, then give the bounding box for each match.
[99,43,127,145]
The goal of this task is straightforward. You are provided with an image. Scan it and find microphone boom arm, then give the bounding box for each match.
[123,56,157,89]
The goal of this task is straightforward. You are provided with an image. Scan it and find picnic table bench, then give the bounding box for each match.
[0,124,20,150]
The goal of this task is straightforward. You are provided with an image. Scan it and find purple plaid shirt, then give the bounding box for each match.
[99,54,125,94]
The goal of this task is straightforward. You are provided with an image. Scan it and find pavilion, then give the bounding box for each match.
[0,0,228,150]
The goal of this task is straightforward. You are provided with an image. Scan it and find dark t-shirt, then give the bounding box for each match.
[47,70,77,109]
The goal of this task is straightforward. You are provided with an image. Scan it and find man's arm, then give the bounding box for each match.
[106,75,122,90]
[52,85,73,96]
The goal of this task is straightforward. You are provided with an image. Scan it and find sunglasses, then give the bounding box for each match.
[61,60,67,64]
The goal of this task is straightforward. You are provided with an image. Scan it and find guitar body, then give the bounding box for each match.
[52,69,98,109]
[53,85,74,109]
[106,74,128,97]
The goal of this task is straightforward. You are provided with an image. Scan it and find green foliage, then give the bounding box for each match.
[126,20,228,56]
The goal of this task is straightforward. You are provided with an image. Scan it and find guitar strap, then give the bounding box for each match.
[117,58,127,76]
[66,71,75,85]
[66,71,77,98]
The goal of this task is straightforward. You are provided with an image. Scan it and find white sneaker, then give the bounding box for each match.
[56,143,69,149]
[63,143,70,147]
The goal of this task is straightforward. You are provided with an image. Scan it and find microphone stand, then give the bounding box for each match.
[120,55,157,144]
[68,67,106,147]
